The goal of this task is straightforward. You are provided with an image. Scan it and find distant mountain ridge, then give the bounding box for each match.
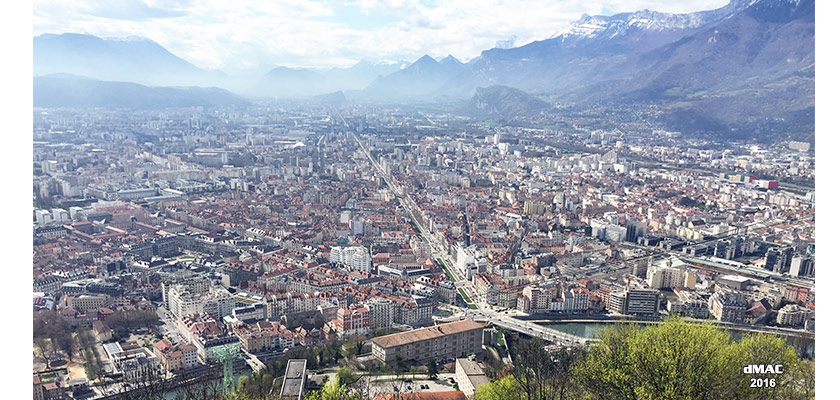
[249,60,405,98]
[442,0,813,141]
[32,0,814,141]
[361,54,468,100]
[465,85,551,119]
[34,33,218,87]
[34,74,249,109]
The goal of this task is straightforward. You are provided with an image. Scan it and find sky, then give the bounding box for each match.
[33,0,729,74]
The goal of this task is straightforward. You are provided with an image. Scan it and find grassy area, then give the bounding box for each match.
[457,288,477,309]
[408,220,421,234]
[457,288,471,302]
[437,258,455,281]
[496,328,505,347]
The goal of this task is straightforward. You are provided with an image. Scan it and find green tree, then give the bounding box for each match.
[304,379,363,400]
[572,317,814,400]
[474,375,525,400]
[426,359,439,380]
[724,333,812,400]
[336,367,358,386]
[236,375,250,394]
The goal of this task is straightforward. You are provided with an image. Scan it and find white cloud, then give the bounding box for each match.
[32,0,729,72]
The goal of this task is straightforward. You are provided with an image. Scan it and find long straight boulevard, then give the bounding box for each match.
[349,131,589,346]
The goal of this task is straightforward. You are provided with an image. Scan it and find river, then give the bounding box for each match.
[544,322,814,358]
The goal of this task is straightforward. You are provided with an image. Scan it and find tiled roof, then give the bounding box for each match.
[371,320,485,349]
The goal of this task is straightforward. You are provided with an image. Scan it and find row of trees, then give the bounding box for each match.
[76,328,105,381]
[33,310,75,368]
[475,318,815,400]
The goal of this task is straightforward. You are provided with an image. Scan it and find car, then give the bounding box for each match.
[407,386,412,391]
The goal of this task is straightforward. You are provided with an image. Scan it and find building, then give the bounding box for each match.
[178,313,239,363]
[454,358,490,398]
[608,288,659,315]
[647,266,696,290]
[330,246,372,272]
[279,359,308,400]
[776,304,814,327]
[456,246,478,280]
[718,275,751,291]
[371,320,486,363]
[708,290,748,323]
[561,288,590,312]
[764,246,793,274]
[33,376,45,400]
[349,220,365,236]
[519,285,551,313]
[367,298,396,330]
[232,304,267,322]
[234,321,297,353]
[153,339,199,372]
[332,306,370,337]
[789,255,815,277]
[632,257,650,278]
[92,320,113,342]
[410,236,432,259]
[667,288,709,319]
[625,219,648,243]
[66,294,109,312]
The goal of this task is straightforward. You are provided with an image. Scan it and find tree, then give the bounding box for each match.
[723,333,811,400]
[474,375,524,400]
[236,375,249,394]
[426,359,439,380]
[34,310,74,361]
[34,337,52,368]
[507,336,581,400]
[303,379,364,400]
[336,367,358,386]
[572,317,814,400]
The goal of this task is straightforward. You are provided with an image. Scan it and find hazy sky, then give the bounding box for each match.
[33,0,729,73]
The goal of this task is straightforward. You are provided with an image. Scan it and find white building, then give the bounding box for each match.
[456,246,478,280]
[647,266,697,290]
[562,288,590,312]
[454,358,490,398]
[329,246,371,273]
[776,304,814,327]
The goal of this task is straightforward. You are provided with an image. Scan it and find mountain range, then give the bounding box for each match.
[34,74,248,109]
[32,0,814,141]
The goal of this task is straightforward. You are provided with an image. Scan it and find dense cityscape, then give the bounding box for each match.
[31,101,815,399]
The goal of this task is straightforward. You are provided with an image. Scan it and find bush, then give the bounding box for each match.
[474,318,815,400]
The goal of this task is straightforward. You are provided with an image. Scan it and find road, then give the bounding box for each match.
[348,130,588,347]
[350,132,481,304]
[156,306,187,344]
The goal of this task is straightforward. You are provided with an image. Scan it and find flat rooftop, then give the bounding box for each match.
[280,359,307,399]
[371,320,486,349]
[455,358,484,375]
